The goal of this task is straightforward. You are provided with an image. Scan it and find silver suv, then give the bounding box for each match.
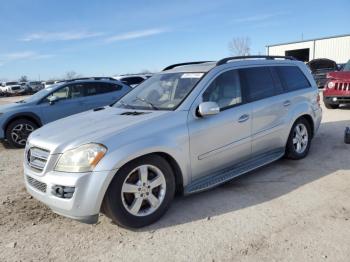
[24,56,322,228]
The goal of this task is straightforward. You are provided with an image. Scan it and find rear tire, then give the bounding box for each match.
[103,155,175,228]
[5,119,38,148]
[324,102,339,109]
[285,118,312,160]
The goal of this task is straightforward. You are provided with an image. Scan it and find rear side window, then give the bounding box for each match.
[276,66,311,92]
[86,82,122,96]
[98,83,122,94]
[239,67,275,102]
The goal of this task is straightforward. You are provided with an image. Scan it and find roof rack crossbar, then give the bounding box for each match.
[216,55,296,66]
[162,61,213,71]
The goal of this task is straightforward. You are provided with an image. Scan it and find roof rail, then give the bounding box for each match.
[65,77,117,82]
[162,61,213,71]
[216,55,296,66]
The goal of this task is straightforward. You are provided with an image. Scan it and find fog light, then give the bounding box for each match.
[52,185,75,199]
[333,97,338,102]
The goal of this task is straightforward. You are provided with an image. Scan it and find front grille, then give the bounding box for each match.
[26,175,47,193]
[335,82,350,91]
[26,147,50,172]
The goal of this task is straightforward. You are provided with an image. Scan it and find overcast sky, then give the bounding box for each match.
[0,0,349,80]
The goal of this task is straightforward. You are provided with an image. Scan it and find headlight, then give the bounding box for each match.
[327,81,335,89]
[55,143,107,172]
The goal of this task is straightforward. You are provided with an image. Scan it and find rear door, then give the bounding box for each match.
[239,66,286,156]
[83,82,130,108]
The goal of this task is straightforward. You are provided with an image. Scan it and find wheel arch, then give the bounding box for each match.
[111,152,185,195]
[3,112,42,133]
[295,114,315,139]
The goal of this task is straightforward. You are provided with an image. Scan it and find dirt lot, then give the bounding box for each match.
[0,95,349,262]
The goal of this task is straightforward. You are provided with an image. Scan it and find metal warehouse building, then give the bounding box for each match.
[266,34,350,63]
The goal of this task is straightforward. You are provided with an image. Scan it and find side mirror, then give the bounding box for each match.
[48,95,59,105]
[198,102,220,117]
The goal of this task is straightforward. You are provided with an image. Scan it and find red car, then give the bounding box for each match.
[323,59,350,109]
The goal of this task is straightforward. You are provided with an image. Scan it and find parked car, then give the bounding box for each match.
[4,83,26,96]
[28,81,45,92]
[114,74,152,88]
[23,56,322,228]
[0,78,131,148]
[323,59,350,109]
[42,80,59,89]
[0,81,20,95]
[307,58,338,88]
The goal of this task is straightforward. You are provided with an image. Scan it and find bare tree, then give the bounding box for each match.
[228,37,251,56]
[64,71,80,80]
[19,75,28,82]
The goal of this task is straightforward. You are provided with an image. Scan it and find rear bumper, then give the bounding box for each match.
[313,107,322,135]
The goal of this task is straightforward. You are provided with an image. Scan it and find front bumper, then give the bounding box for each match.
[24,164,117,224]
[323,96,350,105]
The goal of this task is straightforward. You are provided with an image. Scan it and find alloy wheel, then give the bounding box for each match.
[11,124,34,146]
[292,123,309,154]
[121,165,166,217]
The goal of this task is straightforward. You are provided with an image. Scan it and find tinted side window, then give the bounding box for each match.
[276,66,311,92]
[86,82,121,96]
[203,70,242,110]
[239,67,275,102]
[98,83,122,94]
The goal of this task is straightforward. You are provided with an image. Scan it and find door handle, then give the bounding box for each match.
[238,114,249,123]
[283,100,291,107]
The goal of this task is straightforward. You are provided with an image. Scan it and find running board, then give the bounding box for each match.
[184,149,285,194]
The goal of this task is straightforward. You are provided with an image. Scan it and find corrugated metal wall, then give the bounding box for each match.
[267,35,350,63]
[314,36,350,63]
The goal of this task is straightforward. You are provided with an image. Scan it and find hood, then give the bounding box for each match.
[29,106,171,153]
[327,71,350,81]
[0,101,27,112]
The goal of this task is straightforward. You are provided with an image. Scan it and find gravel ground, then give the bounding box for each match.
[0,95,349,262]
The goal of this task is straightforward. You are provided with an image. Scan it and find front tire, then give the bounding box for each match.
[103,155,175,228]
[5,119,38,148]
[285,118,311,160]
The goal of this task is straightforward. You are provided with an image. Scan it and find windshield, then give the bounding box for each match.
[113,72,204,110]
[343,60,350,71]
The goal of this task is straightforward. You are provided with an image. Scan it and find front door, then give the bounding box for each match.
[38,84,87,124]
[188,69,252,181]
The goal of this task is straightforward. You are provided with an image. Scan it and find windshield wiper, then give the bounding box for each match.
[15,100,26,103]
[134,97,159,110]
